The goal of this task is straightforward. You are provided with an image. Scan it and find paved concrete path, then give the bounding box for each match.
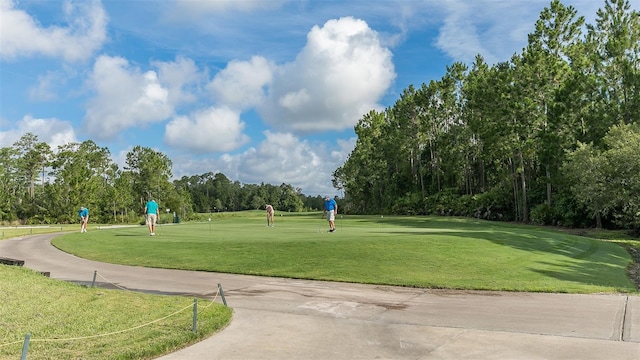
[1,233,639,359]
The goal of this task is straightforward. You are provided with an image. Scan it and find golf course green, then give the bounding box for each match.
[52,212,638,294]
[2,212,638,359]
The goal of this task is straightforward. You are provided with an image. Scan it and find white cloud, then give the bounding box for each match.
[164,106,249,153]
[153,56,204,106]
[0,0,107,61]
[163,16,395,154]
[435,2,488,64]
[334,137,356,167]
[3,0,633,199]
[433,0,613,66]
[84,55,173,139]
[259,16,396,133]
[171,131,356,196]
[207,56,273,110]
[0,115,76,150]
[111,146,132,173]
[234,131,323,186]
[29,71,65,101]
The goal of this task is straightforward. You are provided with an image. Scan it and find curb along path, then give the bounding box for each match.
[1,234,639,360]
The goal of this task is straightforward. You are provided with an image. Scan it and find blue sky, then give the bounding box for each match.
[1,0,630,196]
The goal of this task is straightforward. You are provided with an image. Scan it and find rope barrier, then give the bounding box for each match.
[38,302,194,343]
[94,271,223,308]
[202,290,220,307]
[95,272,131,291]
[0,274,224,350]
[0,340,22,348]
[0,303,192,348]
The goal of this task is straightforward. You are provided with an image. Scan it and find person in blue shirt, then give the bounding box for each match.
[323,196,338,232]
[78,207,89,233]
[144,199,160,236]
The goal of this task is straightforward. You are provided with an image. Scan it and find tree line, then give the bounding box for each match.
[333,0,640,232]
[0,133,325,225]
[173,172,326,215]
[3,0,637,231]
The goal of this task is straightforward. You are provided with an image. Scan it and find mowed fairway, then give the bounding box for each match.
[53,212,637,293]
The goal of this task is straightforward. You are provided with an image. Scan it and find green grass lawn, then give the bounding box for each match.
[0,265,232,359]
[52,212,638,293]
[0,224,76,239]
[2,212,638,359]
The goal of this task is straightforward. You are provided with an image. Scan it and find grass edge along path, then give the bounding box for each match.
[0,213,638,358]
[53,212,639,294]
[0,265,232,359]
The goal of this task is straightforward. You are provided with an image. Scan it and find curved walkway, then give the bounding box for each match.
[1,234,639,360]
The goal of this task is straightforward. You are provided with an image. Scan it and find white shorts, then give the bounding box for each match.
[326,210,335,221]
[146,213,157,225]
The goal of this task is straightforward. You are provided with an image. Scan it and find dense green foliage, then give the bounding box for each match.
[0,139,323,225]
[52,213,637,293]
[0,138,193,225]
[173,172,318,214]
[334,0,640,231]
[2,1,638,231]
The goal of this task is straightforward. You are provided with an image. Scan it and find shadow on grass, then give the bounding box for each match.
[381,220,635,291]
[368,215,513,229]
[305,215,634,290]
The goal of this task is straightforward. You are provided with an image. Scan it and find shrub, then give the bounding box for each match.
[529,204,559,226]
[471,188,514,221]
[392,193,423,215]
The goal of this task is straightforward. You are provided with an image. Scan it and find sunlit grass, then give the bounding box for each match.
[1,212,637,358]
[0,224,74,239]
[0,265,232,359]
[52,212,638,294]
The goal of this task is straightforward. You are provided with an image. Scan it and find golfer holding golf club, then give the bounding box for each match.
[266,204,275,227]
[324,196,338,232]
[78,206,89,233]
[145,199,160,236]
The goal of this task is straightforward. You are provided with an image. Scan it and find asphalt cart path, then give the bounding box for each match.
[1,234,639,360]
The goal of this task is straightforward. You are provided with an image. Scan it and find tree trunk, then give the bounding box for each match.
[418,152,425,198]
[519,151,529,223]
[29,171,35,199]
[510,157,520,221]
[546,166,552,207]
[480,158,485,192]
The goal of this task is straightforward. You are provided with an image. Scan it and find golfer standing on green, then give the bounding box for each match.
[78,206,89,233]
[266,204,275,227]
[144,199,160,236]
[324,196,338,232]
